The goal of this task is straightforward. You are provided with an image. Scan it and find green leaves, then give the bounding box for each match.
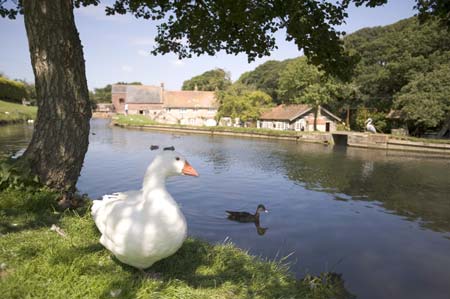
[0,77,28,104]
[237,60,293,101]
[277,57,336,107]
[345,17,450,111]
[182,68,231,91]
[89,84,112,103]
[394,63,450,130]
[217,84,273,122]
[0,160,41,191]
[105,0,363,79]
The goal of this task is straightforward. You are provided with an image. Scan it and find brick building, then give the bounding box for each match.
[111,84,218,126]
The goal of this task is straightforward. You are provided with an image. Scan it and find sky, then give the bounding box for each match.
[0,1,416,91]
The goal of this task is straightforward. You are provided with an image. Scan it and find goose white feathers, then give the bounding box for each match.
[91,150,199,269]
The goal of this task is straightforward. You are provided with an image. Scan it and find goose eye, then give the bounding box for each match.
[175,157,180,161]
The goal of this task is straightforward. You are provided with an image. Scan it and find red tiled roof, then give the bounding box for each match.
[259,104,312,121]
[164,90,218,108]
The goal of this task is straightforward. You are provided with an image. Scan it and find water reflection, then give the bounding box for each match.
[0,124,33,159]
[226,204,269,236]
[277,146,450,233]
[2,119,450,299]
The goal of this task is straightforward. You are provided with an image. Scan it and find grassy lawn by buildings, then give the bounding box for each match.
[114,115,450,146]
[113,115,319,137]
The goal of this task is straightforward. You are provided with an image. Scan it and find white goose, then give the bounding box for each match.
[91,150,199,269]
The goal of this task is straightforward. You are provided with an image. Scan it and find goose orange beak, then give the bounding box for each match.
[182,161,199,177]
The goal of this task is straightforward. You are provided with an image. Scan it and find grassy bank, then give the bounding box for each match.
[0,187,351,299]
[115,115,450,145]
[114,115,317,137]
[0,100,36,125]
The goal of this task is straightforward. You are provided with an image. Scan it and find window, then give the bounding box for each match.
[119,98,125,104]
[139,110,144,115]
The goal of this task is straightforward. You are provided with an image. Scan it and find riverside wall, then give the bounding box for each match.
[113,122,450,156]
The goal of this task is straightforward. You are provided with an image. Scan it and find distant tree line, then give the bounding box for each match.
[182,68,231,91]
[0,73,36,104]
[183,17,450,136]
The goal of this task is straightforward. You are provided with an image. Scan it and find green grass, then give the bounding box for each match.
[115,114,159,126]
[114,115,319,137]
[0,100,37,124]
[0,188,351,299]
[115,115,450,144]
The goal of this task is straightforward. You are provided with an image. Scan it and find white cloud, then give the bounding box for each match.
[121,65,133,72]
[137,49,150,57]
[170,59,185,67]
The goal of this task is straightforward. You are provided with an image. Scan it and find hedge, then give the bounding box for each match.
[0,77,28,103]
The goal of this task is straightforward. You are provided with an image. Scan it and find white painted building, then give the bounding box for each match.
[258,104,341,132]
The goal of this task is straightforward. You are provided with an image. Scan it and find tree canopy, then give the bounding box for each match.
[218,15,450,134]
[217,84,272,122]
[0,76,28,103]
[394,63,450,134]
[182,68,231,91]
[237,60,293,102]
[344,17,450,111]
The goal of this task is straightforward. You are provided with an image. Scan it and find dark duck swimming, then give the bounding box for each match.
[226,204,268,223]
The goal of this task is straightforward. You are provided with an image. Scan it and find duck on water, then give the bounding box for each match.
[226,204,269,235]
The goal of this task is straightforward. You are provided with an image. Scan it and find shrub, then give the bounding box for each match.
[0,77,28,103]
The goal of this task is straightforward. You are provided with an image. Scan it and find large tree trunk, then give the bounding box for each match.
[21,0,91,192]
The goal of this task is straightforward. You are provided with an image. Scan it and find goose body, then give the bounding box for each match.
[91,151,198,269]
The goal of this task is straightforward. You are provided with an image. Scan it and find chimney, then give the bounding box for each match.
[160,82,165,104]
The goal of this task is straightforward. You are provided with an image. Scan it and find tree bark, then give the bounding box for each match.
[21,0,91,192]
[313,105,319,131]
[346,105,350,127]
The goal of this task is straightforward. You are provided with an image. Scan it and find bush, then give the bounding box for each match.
[0,77,28,103]
[354,108,388,133]
[0,159,41,191]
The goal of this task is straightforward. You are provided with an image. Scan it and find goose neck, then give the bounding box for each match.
[142,165,167,194]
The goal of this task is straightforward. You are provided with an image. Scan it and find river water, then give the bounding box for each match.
[1,119,450,299]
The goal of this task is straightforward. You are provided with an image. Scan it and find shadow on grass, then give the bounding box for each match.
[0,189,91,235]
[1,188,354,298]
[48,236,355,299]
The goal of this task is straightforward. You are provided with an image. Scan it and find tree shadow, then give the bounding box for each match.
[0,212,60,234]
[47,236,354,298]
